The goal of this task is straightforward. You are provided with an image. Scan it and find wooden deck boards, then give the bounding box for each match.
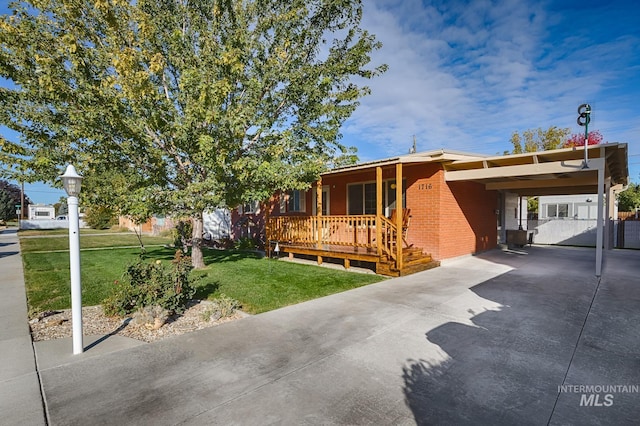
[277,243,380,262]
[274,242,439,277]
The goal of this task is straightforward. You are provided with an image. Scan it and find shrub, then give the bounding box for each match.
[200,294,240,322]
[234,237,256,250]
[172,220,193,250]
[84,206,117,229]
[103,251,195,317]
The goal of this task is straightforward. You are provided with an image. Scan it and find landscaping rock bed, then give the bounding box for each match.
[29,300,248,343]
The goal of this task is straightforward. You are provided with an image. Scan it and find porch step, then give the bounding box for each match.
[376,248,440,277]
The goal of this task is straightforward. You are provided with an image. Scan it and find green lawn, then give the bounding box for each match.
[21,236,386,316]
[18,227,134,237]
[20,233,172,252]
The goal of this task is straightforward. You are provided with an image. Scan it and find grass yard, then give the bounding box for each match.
[20,233,172,252]
[17,227,135,237]
[21,235,386,316]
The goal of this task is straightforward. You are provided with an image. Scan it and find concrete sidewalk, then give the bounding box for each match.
[3,229,639,424]
[0,228,46,425]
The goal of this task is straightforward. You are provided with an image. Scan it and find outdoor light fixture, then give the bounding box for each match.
[60,164,84,354]
[61,164,83,196]
[586,198,593,203]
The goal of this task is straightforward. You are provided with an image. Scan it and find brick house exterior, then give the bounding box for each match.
[235,150,499,271]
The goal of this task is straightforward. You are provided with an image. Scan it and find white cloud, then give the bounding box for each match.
[342,0,640,164]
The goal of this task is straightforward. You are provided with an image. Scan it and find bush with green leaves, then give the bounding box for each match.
[83,205,117,229]
[103,251,195,317]
[172,220,193,250]
[234,237,256,250]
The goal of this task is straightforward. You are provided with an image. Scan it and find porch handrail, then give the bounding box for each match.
[378,215,398,260]
[267,214,399,258]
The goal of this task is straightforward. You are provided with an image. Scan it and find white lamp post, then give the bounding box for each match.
[60,165,83,354]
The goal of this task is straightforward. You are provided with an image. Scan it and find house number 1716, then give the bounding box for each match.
[418,184,432,190]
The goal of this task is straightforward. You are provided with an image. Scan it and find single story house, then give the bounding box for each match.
[234,143,628,277]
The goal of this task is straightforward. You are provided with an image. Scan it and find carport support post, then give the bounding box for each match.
[595,162,605,277]
[604,177,612,250]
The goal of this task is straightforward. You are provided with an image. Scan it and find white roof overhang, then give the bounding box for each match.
[443,143,629,196]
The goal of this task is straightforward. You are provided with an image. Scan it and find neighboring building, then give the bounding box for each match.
[118,215,175,235]
[119,210,231,239]
[204,208,232,240]
[538,194,600,220]
[28,204,56,220]
[530,193,631,247]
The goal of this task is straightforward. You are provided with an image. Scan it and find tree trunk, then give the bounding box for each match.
[191,213,205,269]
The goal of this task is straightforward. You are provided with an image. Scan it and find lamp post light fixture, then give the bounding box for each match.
[60,165,84,354]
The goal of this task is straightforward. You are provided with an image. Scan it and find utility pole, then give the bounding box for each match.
[20,180,24,220]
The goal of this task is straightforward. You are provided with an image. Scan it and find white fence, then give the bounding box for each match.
[528,219,597,246]
[19,219,88,230]
[527,219,640,249]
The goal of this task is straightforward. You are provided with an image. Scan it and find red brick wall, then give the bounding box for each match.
[402,164,497,260]
[438,178,498,259]
[403,164,441,258]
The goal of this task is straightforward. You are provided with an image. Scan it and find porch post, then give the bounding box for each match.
[376,167,383,257]
[265,198,271,258]
[316,178,322,248]
[595,160,604,277]
[396,163,403,271]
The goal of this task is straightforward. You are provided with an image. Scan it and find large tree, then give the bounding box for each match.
[0,0,385,267]
[0,179,31,221]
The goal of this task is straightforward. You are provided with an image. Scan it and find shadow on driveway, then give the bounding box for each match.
[403,247,640,425]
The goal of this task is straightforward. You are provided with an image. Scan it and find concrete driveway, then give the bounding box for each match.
[34,246,640,425]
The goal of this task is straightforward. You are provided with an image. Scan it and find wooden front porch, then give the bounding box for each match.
[266,214,439,277]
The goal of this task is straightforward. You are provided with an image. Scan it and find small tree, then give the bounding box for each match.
[510,126,571,153]
[618,182,640,213]
[83,206,117,229]
[563,130,604,148]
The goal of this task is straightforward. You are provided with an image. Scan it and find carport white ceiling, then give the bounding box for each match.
[443,143,628,196]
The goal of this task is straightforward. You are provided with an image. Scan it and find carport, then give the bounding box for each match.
[443,143,629,276]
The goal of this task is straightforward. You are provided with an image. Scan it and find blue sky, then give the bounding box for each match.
[1,0,639,205]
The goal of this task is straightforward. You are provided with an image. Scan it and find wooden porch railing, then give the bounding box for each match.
[267,215,399,260]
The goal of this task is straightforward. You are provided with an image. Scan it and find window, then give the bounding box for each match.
[280,190,306,213]
[239,201,259,215]
[347,180,405,216]
[546,203,569,218]
[288,190,305,212]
